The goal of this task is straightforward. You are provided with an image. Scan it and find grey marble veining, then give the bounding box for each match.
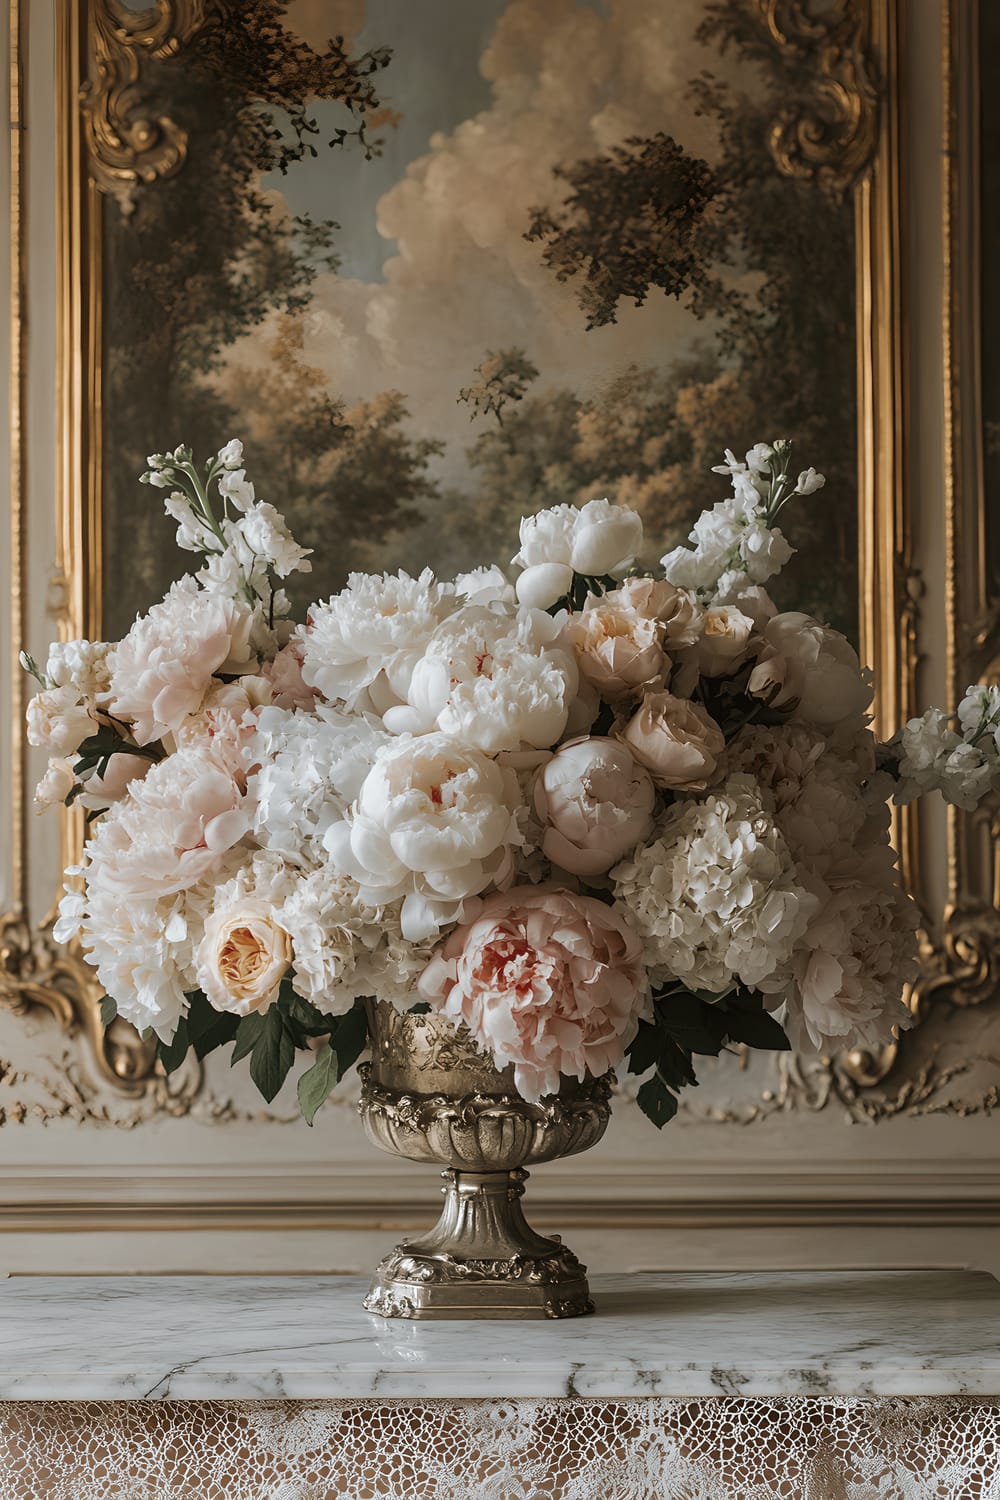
[1,1270,998,1401]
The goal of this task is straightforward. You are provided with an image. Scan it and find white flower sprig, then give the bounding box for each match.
[660,439,825,602]
[142,440,312,618]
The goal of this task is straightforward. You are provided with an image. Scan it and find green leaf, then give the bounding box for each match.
[330,1005,368,1078]
[157,1017,190,1075]
[185,991,240,1060]
[297,1042,339,1126]
[231,1011,267,1065]
[99,996,118,1029]
[636,1073,680,1129]
[280,983,339,1042]
[718,990,791,1052]
[626,1016,699,1090]
[655,991,728,1056]
[625,1018,662,1076]
[249,1006,296,1103]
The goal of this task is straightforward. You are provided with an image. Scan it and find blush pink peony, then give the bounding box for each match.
[418,885,648,1101]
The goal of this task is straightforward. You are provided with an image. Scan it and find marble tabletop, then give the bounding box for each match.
[1,1270,998,1402]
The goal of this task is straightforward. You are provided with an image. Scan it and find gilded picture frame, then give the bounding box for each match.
[3,0,997,1117]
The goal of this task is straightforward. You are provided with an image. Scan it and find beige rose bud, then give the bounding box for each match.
[197,900,292,1016]
[696,605,755,677]
[618,691,726,789]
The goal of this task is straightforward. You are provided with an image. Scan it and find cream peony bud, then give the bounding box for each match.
[515,563,573,610]
[618,691,726,789]
[569,499,644,577]
[25,686,96,756]
[33,757,76,813]
[564,582,670,703]
[535,737,655,877]
[197,899,292,1016]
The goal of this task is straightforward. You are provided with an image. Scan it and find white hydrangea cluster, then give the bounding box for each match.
[612,775,813,992]
[245,703,390,867]
[727,723,918,1051]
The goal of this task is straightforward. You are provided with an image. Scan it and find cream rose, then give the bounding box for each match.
[534,737,655,877]
[618,692,726,789]
[564,581,670,703]
[197,899,292,1016]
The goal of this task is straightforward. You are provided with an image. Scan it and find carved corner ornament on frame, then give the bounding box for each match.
[2,0,998,1124]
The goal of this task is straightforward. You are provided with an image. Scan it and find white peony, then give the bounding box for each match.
[749,612,873,728]
[54,843,248,1041]
[325,732,523,941]
[89,746,248,896]
[106,576,259,744]
[454,565,517,607]
[513,498,643,582]
[612,776,814,992]
[534,737,655,878]
[301,568,458,711]
[382,602,578,752]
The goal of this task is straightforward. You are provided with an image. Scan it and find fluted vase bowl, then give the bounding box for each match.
[359,999,612,1320]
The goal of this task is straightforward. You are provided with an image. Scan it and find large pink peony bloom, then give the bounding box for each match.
[418,885,648,1101]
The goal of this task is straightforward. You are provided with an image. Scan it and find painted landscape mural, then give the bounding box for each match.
[101,0,858,642]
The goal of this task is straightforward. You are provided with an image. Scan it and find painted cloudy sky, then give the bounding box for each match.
[221,0,744,494]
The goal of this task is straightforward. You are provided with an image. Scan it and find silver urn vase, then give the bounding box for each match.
[359,999,612,1320]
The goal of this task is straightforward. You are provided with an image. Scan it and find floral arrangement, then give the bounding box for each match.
[22,439,1000,1126]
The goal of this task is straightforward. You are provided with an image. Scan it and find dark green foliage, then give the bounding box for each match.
[628,986,790,1129]
[297,1006,369,1125]
[151,981,369,1114]
[99,996,118,1028]
[185,991,241,1060]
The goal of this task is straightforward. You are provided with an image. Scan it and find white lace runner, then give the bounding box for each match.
[2,1397,1000,1499]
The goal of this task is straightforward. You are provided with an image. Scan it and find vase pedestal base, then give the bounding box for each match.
[362,1167,594,1321]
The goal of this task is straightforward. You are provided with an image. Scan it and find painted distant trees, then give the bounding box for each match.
[102,0,396,633]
